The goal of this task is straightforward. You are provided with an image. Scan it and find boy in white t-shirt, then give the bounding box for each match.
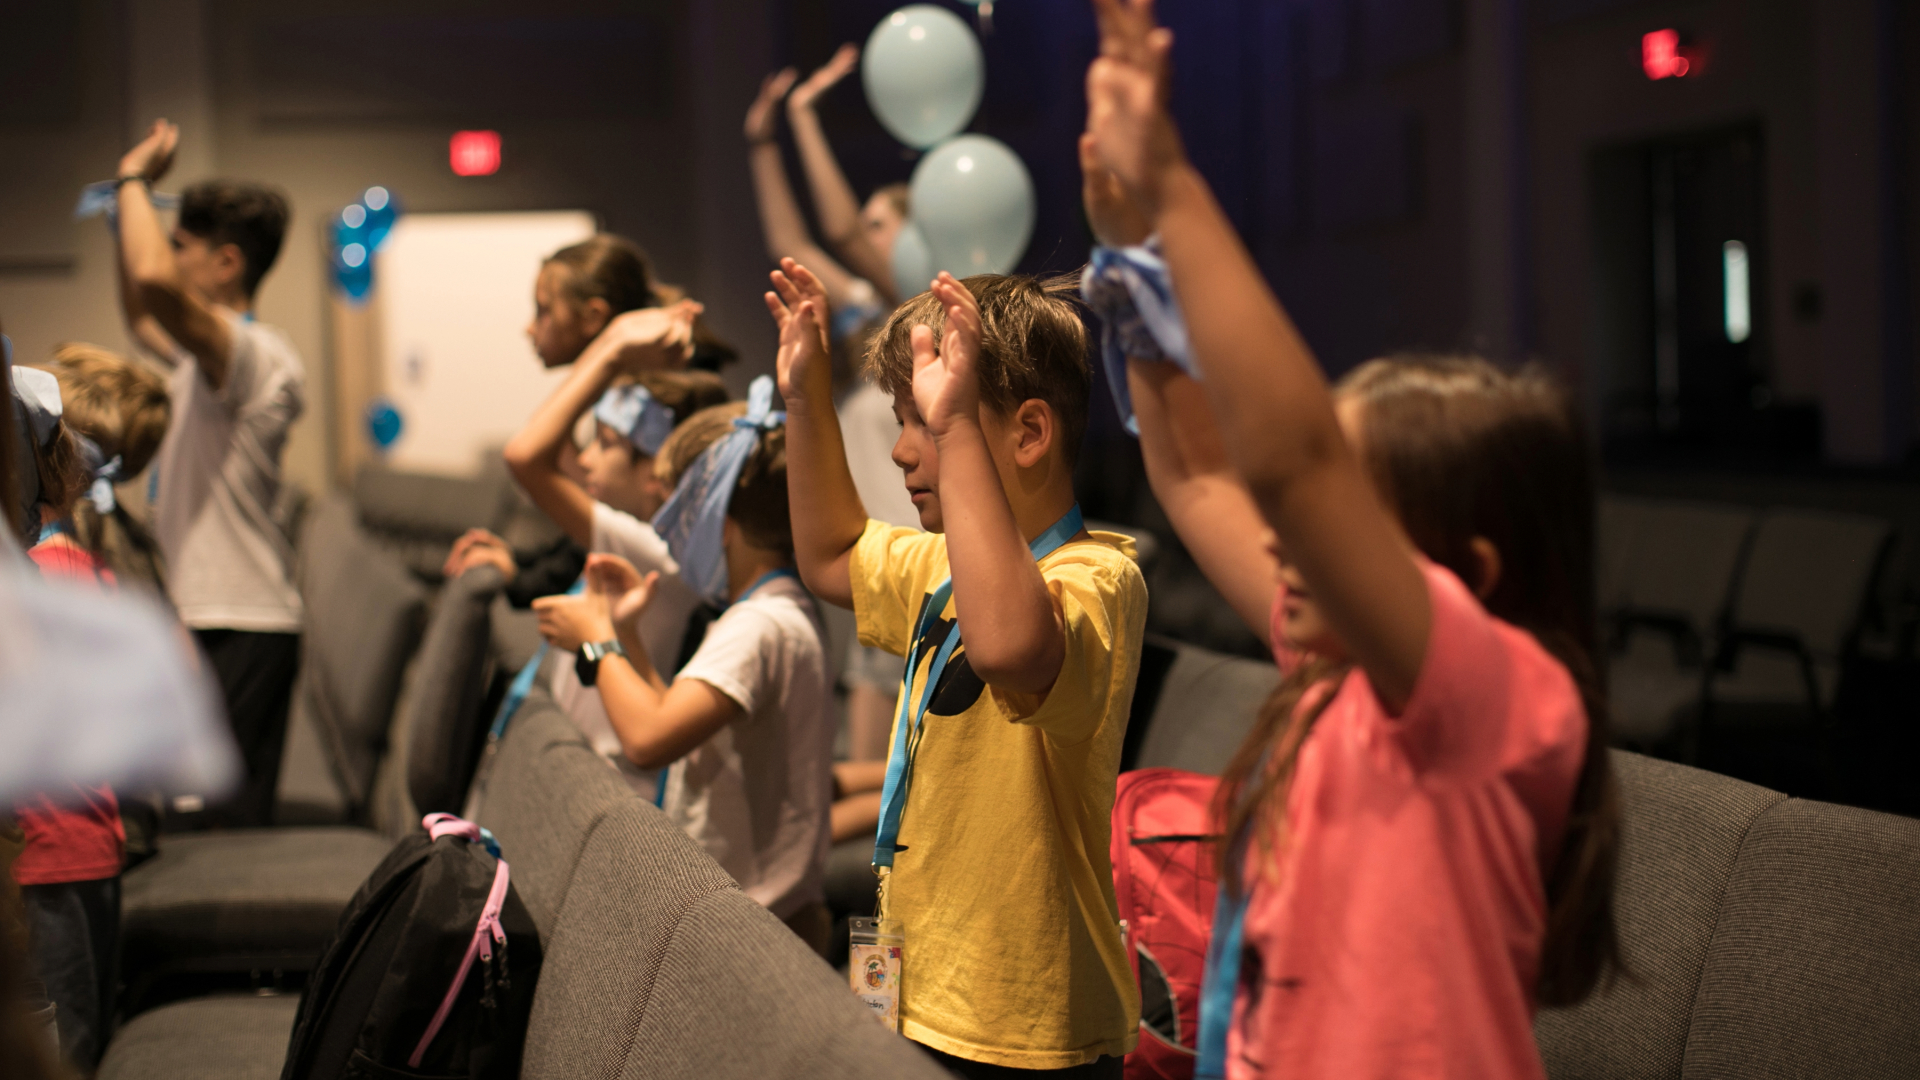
[109,121,303,827]
[448,313,728,798]
[553,387,836,955]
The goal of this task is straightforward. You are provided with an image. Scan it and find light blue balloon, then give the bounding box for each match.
[862,6,984,149]
[909,134,1035,278]
[891,219,937,300]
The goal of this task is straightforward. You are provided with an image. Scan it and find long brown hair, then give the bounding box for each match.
[1215,354,1620,1007]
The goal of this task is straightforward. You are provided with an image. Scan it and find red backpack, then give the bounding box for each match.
[1111,769,1222,1080]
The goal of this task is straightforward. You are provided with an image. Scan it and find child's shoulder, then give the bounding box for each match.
[1041,531,1148,601]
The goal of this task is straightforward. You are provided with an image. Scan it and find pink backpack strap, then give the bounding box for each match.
[422,812,481,843]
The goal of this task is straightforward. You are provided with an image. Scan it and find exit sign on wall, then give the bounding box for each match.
[450,131,501,176]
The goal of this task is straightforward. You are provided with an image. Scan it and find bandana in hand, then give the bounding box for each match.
[650,375,785,607]
[74,180,179,232]
[593,383,677,457]
[1080,235,1200,436]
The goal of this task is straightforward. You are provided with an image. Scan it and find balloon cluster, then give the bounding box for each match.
[330,186,399,302]
[862,5,1034,300]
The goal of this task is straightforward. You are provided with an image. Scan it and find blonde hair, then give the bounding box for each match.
[52,343,170,476]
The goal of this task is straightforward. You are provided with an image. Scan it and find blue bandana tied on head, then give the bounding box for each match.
[592,383,677,457]
[650,375,786,607]
[1079,235,1201,436]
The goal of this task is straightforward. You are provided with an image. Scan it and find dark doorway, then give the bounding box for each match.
[1590,123,1818,464]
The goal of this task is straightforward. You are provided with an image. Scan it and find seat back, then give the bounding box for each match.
[1680,799,1920,1078]
[405,565,506,815]
[1727,509,1891,660]
[1616,501,1755,635]
[519,800,738,1079]
[1534,751,1784,1080]
[1132,642,1279,776]
[472,685,631,939]
[1597,494,1648,617]
[611,887,950,1080]
[296,493,430,819]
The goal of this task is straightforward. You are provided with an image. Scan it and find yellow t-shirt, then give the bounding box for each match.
[849,518,1147,1069]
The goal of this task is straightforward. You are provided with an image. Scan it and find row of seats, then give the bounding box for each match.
[1600,496,1894,748]
[106,477,1920,1078]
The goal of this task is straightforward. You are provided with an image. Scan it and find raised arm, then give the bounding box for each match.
[913,274,1070,696]
[1086,0,1428,707]
[115,121,232,385]
[787,46,897,299]
[768,259,866,607]
[745,69,864,309]
[503,302,698,546]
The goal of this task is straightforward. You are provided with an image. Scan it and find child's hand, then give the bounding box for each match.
[1079,133,1152,248]
[766,258,833,406]
[605,300,701,373]
[585,553,659,628]
[910,273,985,438]
[745,68,798,143]
[788,44,858,113]
[1085,0,1186,214]
[443,528,515,582]
[532,591,614,652]
[119,119,179,184]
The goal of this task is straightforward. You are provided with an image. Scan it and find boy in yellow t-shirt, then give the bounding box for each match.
[769,258,1146,1075]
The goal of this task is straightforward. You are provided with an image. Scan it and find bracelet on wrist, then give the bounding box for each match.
[112,175,146,190]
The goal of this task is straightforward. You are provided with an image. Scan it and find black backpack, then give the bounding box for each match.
[281,814,543,1080]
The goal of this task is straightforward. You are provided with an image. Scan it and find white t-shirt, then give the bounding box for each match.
[666,573,834,919]
[548,502,704,798]
[151,311,304,632]
[837,381,919,529]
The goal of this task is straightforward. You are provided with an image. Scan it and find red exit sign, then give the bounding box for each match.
[450,130,501,176]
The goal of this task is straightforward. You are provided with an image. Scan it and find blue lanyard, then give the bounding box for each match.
[871,504,1084,870]
[488,575,587,739]
[1196,876,1250,1078]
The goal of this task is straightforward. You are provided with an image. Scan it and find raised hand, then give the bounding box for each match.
[119,119,179,184]
[910,273,985,437]
[586,553,658,628]
[605,299,702,373]
[1085,0,1186,213]
[789,44,859,113]
[765,257,833,404]
[746,68,798,143]
[1079,132,1152,248]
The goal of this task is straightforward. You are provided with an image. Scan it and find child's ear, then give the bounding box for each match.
[215,243,247,290]
[580,297,614,339]
[1010,399,1055,470]
[1468,537,1503,600]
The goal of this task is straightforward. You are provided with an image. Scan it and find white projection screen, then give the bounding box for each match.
[375,210,595,476]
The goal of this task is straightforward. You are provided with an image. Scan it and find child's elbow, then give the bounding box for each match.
[623,738,674,772]
[968,640,1064,699]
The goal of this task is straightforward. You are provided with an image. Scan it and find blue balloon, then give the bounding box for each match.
[365,397,403,451]
[332,208,374,300]
[362,186,399,251]
[862,6,984,149]
[891,219,937,301]
[908,134,1035,278]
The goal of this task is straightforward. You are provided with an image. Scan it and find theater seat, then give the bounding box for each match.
[120,829,393,1005]
[98,993,299,1080]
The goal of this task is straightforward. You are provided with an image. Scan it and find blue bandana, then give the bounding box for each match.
[73,434,124,515]
[1080,235,1201,436]
[592,383,677,457]
[650,376,785,607]
[74,179,180,232]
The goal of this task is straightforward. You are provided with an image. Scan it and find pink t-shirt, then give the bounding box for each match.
[1227,560,1586,1079]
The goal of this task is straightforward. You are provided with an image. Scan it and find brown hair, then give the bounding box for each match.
[52,344,170,476]
[1215,354,1620,1008]
[544,234,738,368]
[871,182,911,220]
[863,274,1091,464]
[31,420,89,521]
[177,180,291,295]
[654,402,790,555]
[1,315,19,540]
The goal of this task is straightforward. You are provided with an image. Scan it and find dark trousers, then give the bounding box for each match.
[922,1046,1124,1080]
[22,877,121,1073]
[191,629,300,828]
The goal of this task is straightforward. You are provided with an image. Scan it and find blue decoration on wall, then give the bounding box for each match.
[365,397,404,451]
[330,186,402,303]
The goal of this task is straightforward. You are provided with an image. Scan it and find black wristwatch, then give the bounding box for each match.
[575,639,625,687]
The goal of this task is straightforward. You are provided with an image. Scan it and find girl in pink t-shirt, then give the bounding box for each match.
[1080,2,1622,1077]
